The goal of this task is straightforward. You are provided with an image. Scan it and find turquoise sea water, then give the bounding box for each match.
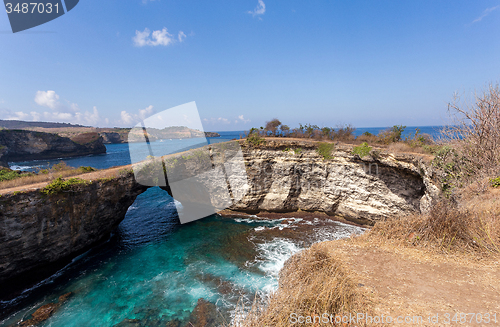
[1,130,400,325]
[0,186,364,326]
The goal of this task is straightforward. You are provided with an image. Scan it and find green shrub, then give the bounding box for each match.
[377,125,406,144]
[0,168,21,181]
[316,142,335,160]
[41,177,89,195]
[352,142,372,158]
[78,166,97,173]
[293,147,302,154]
[490,177,500,188]
[247,133,266,146]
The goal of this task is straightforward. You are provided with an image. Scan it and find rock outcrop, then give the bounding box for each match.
[0,170,147,297]
[0,139,441,297]
[152,139,440,225]
[230,140,441,224]
[99,131,127,144]
[0,130,106,166]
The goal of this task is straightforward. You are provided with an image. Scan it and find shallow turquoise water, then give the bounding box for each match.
[0,187,364,326]
[3,132,368,326]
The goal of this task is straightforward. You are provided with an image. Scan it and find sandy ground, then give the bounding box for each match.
[326,238,500,326]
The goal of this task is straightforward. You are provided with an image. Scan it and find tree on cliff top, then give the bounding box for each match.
[265,118,281,136]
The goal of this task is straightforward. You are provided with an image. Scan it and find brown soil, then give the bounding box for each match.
[325,238,500,326]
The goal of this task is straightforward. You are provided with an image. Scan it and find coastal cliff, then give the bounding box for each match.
[0,130,106,167]
[0,139,441,296]
[0,170,147,296]
[230,139,440,224]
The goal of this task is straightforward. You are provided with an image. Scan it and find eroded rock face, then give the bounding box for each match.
[227,140,441,224]
[0,140,441,298]
[100,132,127,144]
[0,172,148,295]
[0,130,106,166]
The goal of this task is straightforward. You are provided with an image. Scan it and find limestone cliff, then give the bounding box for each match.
[0,171,147,296]
[0,130,106,166]
[0,139,441,297]
[230,140,441,224]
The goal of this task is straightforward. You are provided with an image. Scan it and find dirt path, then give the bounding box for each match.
[0,164,133,195]
[325,239,500,326]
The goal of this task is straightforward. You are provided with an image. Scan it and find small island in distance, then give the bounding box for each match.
[0,119,220,144]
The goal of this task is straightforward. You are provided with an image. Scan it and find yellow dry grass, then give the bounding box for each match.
[238,242,370,327]
[0,163,96,190]
[367,189,500,256]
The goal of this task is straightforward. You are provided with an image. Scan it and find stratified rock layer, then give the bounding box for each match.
[229,140,441,224]
[0,139,441,296]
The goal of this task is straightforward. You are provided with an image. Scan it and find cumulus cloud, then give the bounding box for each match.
[120,105,156,125]
[133,28,180,47]
[471,5,500,24]
[248,0,265,17]
[1,90,111,126]
[34,90,59,109]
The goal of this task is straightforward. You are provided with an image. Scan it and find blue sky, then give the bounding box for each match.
[1,0,499,131]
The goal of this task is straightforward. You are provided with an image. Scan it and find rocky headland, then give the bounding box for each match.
[0,139,441,299]
[0,130,106,167]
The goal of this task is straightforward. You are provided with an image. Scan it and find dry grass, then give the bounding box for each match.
[367,190,500,256]
[0,162,96,190]
[238,243,369,327]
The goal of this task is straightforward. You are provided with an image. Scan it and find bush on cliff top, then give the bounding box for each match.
[0,162,99,190]
[352,142,372,158]
[0,168,24,181]
[316,142,335,160]
[41,177,89,195]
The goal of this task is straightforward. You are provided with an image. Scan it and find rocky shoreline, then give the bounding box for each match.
[0,139,441,301]
[0,130,106,167]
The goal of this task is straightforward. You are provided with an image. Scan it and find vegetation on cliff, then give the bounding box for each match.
[241,84,500,326]
[240,242,368,327]
[0,162,97,190]
[40,177,90,195]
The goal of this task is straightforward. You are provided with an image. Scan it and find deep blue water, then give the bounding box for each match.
[1,133,366,326]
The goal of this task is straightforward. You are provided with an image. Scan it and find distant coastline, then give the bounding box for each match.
[0,119,220,145]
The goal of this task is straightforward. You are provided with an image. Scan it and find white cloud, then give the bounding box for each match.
[34,90,60,109]
[238,115,251,123]
[471,5,500,24]
[3,90,106,126]
[120,111,134,125]
[119,105,156,125]
[138,105,155,120]
[133,28,175,47]
[178,31,187,42]
[248,0,265,17]
[203,115,251,125]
